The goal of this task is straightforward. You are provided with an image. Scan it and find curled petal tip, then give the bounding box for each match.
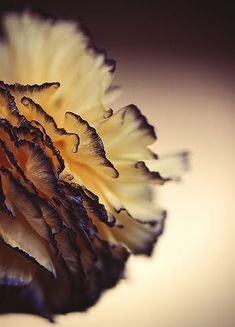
[0,10,187,320]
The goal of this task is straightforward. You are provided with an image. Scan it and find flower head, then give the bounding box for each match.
[0,12,187,320]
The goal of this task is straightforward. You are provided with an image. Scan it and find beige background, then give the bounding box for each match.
[1,51,235,327]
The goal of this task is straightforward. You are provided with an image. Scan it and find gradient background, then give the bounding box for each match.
[0,1,235,326]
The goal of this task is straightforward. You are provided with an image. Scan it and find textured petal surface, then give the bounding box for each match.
[0,11,187,320]
[0,12,115,124]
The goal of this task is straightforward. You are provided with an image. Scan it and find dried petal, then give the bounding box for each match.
[0,11,188,320]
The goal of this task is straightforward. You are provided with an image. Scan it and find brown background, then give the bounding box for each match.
[0,1,235,326]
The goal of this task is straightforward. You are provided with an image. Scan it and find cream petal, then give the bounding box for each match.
[96,104,157,160]
[19,96,80,155]
[94,165,163,220]
[111,209,166,255]
[60,105,162,220]
[13,92,118,182]
[63,111,118,181]
[0,12,114,123]
[0,11,186,318]
[4,83,118,182]
[145,152,189,180]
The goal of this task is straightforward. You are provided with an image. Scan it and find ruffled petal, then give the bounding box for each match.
[97,104,157,160]
[0,10,188,320]
[0,12,115,123]
[145,152,189,181]
[111,209,166,255]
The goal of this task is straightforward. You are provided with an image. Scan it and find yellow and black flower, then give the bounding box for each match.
[0,12,187,320]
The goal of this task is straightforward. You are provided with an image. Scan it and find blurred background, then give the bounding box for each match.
[0,1,235,326]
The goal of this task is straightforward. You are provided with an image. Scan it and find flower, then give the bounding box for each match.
[0,12,187,320]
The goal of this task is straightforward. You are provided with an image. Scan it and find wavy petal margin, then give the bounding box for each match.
[0,11,189,321]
